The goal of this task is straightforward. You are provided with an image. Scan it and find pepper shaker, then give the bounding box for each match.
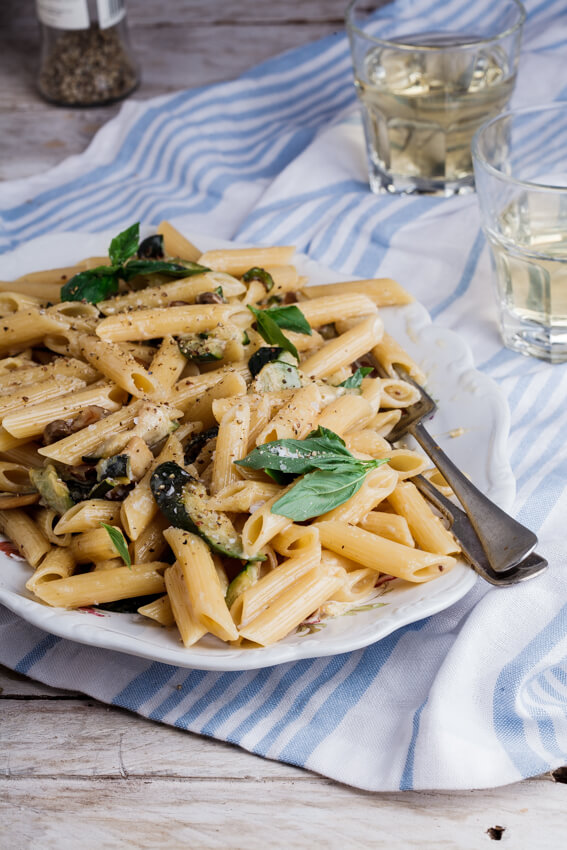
[36,0,140,107]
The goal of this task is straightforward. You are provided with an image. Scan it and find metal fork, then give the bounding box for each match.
[373,361,538,574]
[415,475,548,585]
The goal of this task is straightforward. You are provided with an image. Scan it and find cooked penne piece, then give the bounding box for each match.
[300,315,384,379]
[315,394,374,436]
[148,336,187,391]
[79,334,163,399]
[208,479,280,513]
[138,593,176,627]
[316,521,456,582]
[54,500,122,534]
[0,292,44,314]
[97,274,245,315]
[0,310,68,354]
[34,564,168,608]
[271,523,320,558]
[232,544,321,627]
[120,434,184,541]
[359,511,415,547]
[256,384,321,445]
[302,278,413,307]
[157,221,202,262]
[180,371,247,430]
[164,528,238,642]
[25,547,76,595]
[297,294,377,327]
[2,383,126,439]
[241,490,293,558]
[0,357,98,392]
[0,376,87,418]
[0,509,51,567]
[238,565,343,646]
[0,462,34,493]
[96,304,236,342]
[372,332,427,385]
[70,527,125,564]
[211,401,250,495]
[164,563,208,646]
[387,481,460,555]
[318,463,398,524]
[198,246,295,276]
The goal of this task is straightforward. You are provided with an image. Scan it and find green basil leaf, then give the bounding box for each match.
[109,222,140,266]
[338,367,374,389]
[61,267,120,303]
[100,522,131,567]
[120,259,210,282]
[272,462,385,522]
[236,426,355,474]
[242,267,274,291]
[247,305,299,361]
[262,304,312,335]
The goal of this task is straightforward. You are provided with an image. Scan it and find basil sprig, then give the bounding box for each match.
[247,303,311,362]
[247,305,298,361]
[100,523,132,567]
[236,426,388,521]
[338,366,373,389]
[109,222,140,266]
[61,223,209,303]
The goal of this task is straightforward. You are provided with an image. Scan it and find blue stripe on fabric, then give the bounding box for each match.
[399,699,428,791]
[252,652,356,759]
[510,371,564,467]
[148,669,211,722]
[551,665,567,687]
[223,659,319,744]
[275,618,429,767]
[493,602,567,777]
[112,661,178,712]
[353,199,435,277]
[516,451,567,530]
[508,374,535,416]
[430,230,486,320]
[173,671,249,730]
[15,634,61,675]
[1,51,353,234]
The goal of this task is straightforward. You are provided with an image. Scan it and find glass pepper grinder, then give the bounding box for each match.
[36,0,140,107]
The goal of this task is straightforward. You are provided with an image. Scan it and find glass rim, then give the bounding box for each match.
[345,0,526,51]
[472,102,567,193]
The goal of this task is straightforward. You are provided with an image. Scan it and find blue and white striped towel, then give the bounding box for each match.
[1,0,566,791]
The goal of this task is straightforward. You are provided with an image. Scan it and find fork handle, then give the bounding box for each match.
[411,422,537,573]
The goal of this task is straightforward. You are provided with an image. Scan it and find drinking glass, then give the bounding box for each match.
[345,0,525,196]
[473,104,567,364]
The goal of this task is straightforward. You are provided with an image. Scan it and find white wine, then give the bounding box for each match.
[487,197,567,361]
[356,34,516,194]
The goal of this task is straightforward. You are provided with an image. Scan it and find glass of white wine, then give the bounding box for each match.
[473,104,567,363]
[346,0,525,196]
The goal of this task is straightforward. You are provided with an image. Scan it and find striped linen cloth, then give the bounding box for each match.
[1,0,567,791]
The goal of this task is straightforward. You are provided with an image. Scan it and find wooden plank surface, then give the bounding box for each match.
[1,0,567,846]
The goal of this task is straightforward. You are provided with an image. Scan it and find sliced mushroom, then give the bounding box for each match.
[195,291,225,305]
[71,405,108,431]
[43,419,73,445]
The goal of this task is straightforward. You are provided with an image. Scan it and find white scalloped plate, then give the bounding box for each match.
[0,230,514,671]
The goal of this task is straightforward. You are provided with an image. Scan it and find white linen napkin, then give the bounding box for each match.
[1,0,566,791]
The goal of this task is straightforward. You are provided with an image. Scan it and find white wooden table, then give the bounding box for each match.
[1,2,566,846]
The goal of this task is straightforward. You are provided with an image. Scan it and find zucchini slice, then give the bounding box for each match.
[150,461,247,560]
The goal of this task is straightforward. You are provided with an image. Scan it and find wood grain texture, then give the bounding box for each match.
[0,0,347,179]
